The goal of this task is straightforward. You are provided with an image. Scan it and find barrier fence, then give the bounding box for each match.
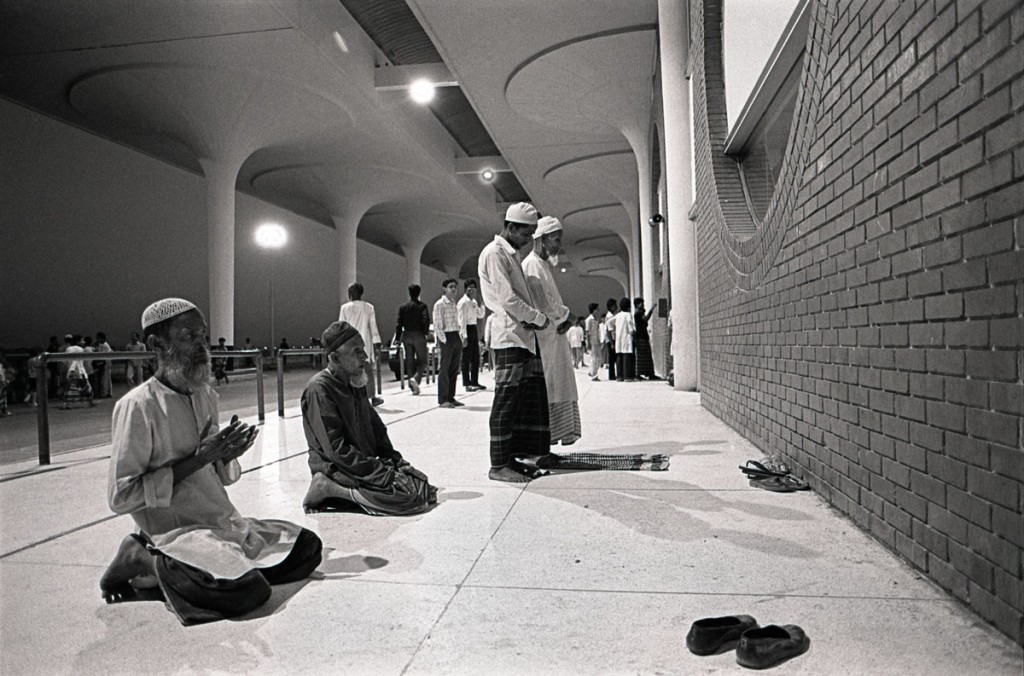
[35,350,265,466]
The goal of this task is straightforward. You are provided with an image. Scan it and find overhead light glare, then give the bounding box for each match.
[481,168,496,182]
[410,79,435,104]
[332,31,349,53]
[255,223,288,249]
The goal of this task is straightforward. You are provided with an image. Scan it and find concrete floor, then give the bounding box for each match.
[1,367,1021,675]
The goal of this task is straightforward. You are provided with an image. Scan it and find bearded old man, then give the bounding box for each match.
[100,298,322,625]
[478,202,552,482]
[522,216,581,445]
[300,320,437,515]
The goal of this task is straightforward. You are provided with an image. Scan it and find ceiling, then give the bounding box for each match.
[0,0,658,287]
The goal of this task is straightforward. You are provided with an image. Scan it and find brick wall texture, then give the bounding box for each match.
[689,0,1023,643]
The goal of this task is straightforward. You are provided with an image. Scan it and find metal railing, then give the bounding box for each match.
[273,346,392,417]
[35,349,265,466]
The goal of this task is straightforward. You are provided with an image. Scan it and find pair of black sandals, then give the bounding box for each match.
[741,459,809,492]
[686,615,811,669]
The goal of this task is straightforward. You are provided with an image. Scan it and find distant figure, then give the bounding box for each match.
[125,332,147,387]
[95,332,113,398]
[62,334,96,409]
[279,338,291,350]
[25,348,41,406]
[300,321,437,515]
[458,279,487,391]
[604,298,619,381]
[100,298,322,624]
[633,298,656,380]
[433,278,464,408]
[584,303,602,381]
[213,337,229,386]
[567,319,585,369]
[395,284,430,396]
[614,297,636,381]
[338,282,383,407]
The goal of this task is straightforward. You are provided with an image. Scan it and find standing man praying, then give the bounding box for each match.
[478,202,552,482]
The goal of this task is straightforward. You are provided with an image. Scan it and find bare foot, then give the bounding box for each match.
[303,472,350,513]
[100,534,155,603]
[489,466,531,483]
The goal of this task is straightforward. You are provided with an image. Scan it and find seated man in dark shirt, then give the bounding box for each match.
[301,320,437,515]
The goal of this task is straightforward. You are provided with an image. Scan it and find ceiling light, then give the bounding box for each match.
[481,168,496,182]
[409,79,435,104]
[560,267,567,273]
[332,31,349,53]
[255,223,288,249]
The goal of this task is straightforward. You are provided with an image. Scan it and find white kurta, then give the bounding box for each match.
[339,300,382,363]
[522,251,578,404]
[614,310,636,354]
[108,379,301,579]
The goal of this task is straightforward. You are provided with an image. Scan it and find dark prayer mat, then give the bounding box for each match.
[529,452,671,472]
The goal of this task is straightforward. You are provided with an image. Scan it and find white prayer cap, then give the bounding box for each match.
[533,216,563,238]
[142,298,198,329]
[504,202,538,226]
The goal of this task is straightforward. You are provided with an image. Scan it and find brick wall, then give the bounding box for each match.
[689,0,1023,643]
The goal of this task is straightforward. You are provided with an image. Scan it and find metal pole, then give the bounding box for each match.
[399,342,406,389]
[37,354,51,465]
[255,353,265,424]
[277,351,285,417]
[269,254,276,352]
[376,345,382,394]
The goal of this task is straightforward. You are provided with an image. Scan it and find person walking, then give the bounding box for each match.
[432,278,464,408]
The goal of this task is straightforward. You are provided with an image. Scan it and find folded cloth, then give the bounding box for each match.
[525,452,670,471]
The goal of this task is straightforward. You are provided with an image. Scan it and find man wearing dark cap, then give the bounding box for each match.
[100,298,322,625]
[300,320,437,515]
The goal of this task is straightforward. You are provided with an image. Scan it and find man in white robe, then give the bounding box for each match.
[100,298,322,625]
[522,216,581,445]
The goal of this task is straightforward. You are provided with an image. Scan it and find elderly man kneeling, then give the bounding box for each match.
[100,298,322,625]
[300,321,437,515]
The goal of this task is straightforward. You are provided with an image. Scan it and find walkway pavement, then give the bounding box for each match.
[1,368,1021,675]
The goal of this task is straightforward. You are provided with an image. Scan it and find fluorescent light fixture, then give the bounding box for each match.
[409,79,435,104]
[332,31,349,53]
[255,223,288,249]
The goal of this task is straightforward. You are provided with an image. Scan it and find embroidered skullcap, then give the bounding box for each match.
[322,321,361,354]
[533,215,563,239]
[505,202,538,226]
[141,298,198,330]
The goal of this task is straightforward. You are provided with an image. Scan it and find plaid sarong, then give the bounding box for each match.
[634,336,655,378]
[490,347,550,467]
[541,452,670,471]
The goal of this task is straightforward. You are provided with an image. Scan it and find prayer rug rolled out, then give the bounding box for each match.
[535,452,671,471]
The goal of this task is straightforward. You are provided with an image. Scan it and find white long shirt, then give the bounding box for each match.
[478,235,546,353]
[339,300,382,362]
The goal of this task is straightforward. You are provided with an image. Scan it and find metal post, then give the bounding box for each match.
[277,350,285,417]
[376,345,383,394]
[37,354,51,465]
[399,342,406,389]
[255,352,265,424]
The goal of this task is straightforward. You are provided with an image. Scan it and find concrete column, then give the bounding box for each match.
[636,146,656,307]
[331,212,362,303]
[658,0,698,390]
[198,157,241,344]
[401,240,428,287]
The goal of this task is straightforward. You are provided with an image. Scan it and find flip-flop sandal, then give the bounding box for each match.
[739,460,788,479]
[750,475,809,492]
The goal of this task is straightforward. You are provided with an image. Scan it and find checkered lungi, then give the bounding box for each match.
[634,336,655,378]
[489,347,550,467]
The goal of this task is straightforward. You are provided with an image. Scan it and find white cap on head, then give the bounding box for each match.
[534,215,563,239]
[142,298,198,330]
[504,202,538,226]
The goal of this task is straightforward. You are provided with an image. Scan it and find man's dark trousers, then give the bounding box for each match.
[402,330,428,383]
[461,325,481,387]
[437,331,463,404]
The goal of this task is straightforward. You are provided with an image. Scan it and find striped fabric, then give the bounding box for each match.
[489,347,550,467]
[544,452,670,471]
[549,400,581,445]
